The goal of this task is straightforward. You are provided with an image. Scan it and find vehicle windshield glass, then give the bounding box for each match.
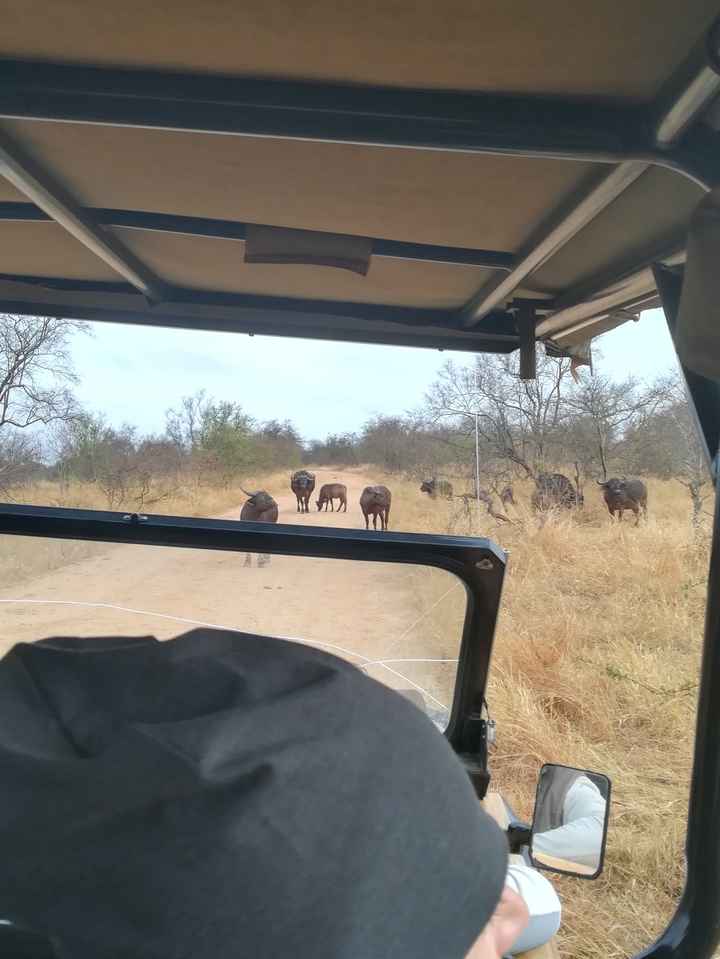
[0,535,467,731]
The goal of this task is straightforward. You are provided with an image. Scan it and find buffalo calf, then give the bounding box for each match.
[316,483,347,512]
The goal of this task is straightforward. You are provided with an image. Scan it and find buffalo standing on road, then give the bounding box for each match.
[531,472,583,511]
[420,478,454,499]
[316,483,347,512]
[360,485,392,531]
[240,489,279,567]
[290,469,316,513]
[597,478,648,526]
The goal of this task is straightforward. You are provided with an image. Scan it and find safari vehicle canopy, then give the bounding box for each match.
[2,3,720,958]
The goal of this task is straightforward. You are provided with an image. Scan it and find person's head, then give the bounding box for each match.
[0,629,517,958]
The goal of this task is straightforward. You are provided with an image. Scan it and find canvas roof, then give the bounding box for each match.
[0,0,718,355]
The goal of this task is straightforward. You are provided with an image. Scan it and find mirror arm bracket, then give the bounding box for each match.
[458,712,491,797]
[461,753,491,800]
[507,821,532,853]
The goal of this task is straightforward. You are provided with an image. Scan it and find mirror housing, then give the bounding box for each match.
[529,763,611,879]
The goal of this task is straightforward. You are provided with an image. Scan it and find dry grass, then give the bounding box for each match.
[383,471,709,959]
[0,470,292,588]
[1,467,709,958]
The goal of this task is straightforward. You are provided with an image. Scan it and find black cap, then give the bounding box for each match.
[0,629,507,959]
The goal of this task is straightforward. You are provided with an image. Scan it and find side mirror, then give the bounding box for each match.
[530,763,611,879]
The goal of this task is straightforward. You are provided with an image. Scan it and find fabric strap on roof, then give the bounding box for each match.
[244,225,372,275]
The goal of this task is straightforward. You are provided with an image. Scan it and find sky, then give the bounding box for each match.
[69,308,680,441]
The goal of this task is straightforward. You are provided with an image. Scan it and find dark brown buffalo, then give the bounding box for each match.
[420,478,454,499]
[240,489,278,567]
[500,485,516,507]
[290,469,316,513]
[360,485,392,531]
[316,483,347,512]
[597,477,648,526]
[531,472,583,511]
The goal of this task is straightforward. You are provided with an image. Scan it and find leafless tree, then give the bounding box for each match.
[0,315,85,430]
[165,391,207,452]
[424,352,571,477]
[564,373,674,480]
[665,384,712,527]
[0,429,44,494]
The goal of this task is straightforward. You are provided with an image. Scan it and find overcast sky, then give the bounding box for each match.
[69,308,680,441]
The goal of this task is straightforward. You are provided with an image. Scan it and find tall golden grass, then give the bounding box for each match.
[1,467,711,958]
[385,472,710,959]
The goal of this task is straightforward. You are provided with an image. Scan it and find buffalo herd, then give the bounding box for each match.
[239,472,393,542]
[239,470,650,553]
[420,472,648,525]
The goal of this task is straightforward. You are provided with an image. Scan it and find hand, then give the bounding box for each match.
[465,886,530,959]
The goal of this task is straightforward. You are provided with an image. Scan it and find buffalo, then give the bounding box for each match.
[420,478,454,499]
[360,485,392,531]
[499,485,516,507]
[316,483,347,512]
[531,472,583,511]
[290,469,316,513]
[597,478,648,526]
[240,489,278,567]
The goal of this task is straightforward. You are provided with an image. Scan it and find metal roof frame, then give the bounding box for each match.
[0,202,516,271]
[0,23,717,353]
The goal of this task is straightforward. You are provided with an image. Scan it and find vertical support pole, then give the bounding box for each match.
[653,264,720,474]
[475,412,481,503]
[517,301,537,380]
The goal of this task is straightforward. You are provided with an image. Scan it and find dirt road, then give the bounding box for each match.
[0,470,461,708]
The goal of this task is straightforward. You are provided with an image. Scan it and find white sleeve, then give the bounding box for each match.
[504,862,561,955]
[532,776,606,867]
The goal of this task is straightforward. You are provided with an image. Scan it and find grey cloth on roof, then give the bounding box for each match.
[0,629,507,959]
[244,224,373,275]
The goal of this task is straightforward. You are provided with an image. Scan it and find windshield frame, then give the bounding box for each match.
[0,500,506,793]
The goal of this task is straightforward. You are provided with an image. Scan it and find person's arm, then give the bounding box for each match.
[503,860,561,955]
[532,776,606,868]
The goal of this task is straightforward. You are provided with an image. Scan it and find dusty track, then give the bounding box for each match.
[0,471,459,705]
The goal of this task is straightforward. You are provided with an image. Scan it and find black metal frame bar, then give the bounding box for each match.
[0,277,521,353]
[0,22,716,348]
[461,29,720,327]
[0,502,506,788]
[535,248,685,340]
[516,301,537,380]
[462,161,651,325]
[0,59,700,177]
[0,129,166,300]
[653,264,720,474]
[0,202,515,272]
